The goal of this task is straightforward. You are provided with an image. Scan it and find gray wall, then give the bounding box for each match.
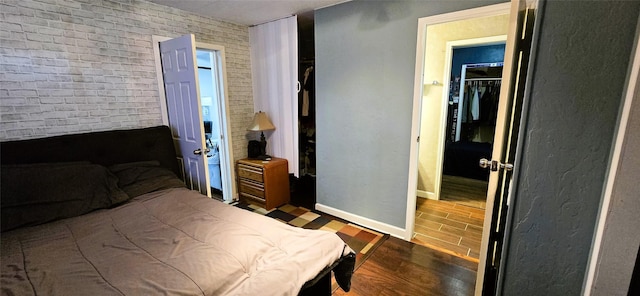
[315,0,640,294]
[315,0,502,228]
[591,37,640,295]
[500,1,639,295]
[0,0,254,159]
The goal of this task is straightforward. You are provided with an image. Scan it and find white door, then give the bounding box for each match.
[159,34,210,196]
[475,0,536,294]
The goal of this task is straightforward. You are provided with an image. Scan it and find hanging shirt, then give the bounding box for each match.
[461,85,469,123]
[302,66,313,117]
[471,85,480,121]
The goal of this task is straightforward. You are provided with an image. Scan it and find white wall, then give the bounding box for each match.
[0,0,254,159]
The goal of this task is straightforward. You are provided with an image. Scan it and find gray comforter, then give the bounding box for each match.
[1,188,353,295]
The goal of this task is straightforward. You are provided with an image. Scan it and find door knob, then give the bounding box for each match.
[500,163,514,171]
[479,158,514,172]
[194,148,210,156]
[479,158,491,169]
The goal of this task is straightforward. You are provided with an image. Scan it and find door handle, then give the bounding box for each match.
[479,158,492,169]
[193,148,210,156]
[500,163,514,171]
[479,158,514,172]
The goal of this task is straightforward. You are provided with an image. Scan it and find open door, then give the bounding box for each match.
[159,34,210,196]
[475,0,537,294]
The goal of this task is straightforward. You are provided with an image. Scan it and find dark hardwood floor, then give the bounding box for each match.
[333,236,478,295]
[440,175,487,209]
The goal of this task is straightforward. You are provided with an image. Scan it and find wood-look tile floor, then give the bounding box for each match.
[412,175,488,261]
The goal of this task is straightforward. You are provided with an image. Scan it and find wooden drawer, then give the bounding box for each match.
[236,157,290,210]
[237,163,263,182]
[240,192,266,205]
[238,179,265,199]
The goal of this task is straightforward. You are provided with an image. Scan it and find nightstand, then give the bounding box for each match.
[236,157,290,210]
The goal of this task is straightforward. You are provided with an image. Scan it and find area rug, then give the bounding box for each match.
[234,203,389,271]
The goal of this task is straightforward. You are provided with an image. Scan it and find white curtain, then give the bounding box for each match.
[250,16,299,177]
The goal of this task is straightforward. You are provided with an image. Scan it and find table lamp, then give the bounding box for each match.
[247,111,275,160]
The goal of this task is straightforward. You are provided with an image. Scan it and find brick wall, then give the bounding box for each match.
[0,0,254,159]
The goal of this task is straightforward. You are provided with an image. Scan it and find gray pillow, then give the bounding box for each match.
[108,161,185,198]
[1,162,129,232]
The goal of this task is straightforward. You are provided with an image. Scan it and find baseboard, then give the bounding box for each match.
[315,203,406,239]
[417,189,436,200]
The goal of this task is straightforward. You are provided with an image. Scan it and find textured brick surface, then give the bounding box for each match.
[0,0,253,159]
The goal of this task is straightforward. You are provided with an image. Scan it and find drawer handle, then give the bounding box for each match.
[240,182,263,191]
[238,165,262,174]
[239,168,262,175]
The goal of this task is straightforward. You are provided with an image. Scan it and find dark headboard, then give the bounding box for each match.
[1,126,180,177]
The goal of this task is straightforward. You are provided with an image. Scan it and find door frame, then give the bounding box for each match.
[152,35,237,203]
[405,2,511,241]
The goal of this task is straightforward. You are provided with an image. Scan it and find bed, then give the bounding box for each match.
[0,126,355,295]
[443,140,492,181]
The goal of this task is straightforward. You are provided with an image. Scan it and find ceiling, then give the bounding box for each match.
[146,0,350,26]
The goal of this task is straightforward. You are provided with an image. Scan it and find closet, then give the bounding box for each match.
[298,12,315,178]
[299,60,315,175]
[293,11,316,208]
[449,63,502,143]
[444,62,502,181]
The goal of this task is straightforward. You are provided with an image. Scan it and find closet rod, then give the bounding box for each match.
[465,77,502,81]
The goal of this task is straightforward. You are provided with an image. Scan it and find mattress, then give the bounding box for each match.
[1,187,353,295]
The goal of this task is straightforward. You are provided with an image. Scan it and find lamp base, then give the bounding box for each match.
[256,154,271,161]
[259,131,269,159]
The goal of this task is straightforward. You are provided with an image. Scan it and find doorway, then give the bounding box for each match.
[152,35,236,203]
[411,10,510,261]
[196,49,226,200]
[293,11,317,210]
[407,1,539,294]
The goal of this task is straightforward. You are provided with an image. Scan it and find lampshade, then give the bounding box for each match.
[247,111,275,131]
